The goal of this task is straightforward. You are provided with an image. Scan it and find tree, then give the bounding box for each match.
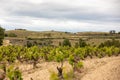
[62,38,71,47]
[118,32,120,34]
[0,26,5,46]
[109,30,116,34]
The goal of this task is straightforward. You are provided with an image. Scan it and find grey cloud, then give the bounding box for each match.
[7,2,119,22]
[0,0,120,32]
[0,0,119,21]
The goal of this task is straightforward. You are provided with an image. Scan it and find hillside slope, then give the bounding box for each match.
[5,30,73,38]
[18,56,120,80]
[81,56,120,80]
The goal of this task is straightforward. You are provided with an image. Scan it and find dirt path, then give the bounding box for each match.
[81,56,120,80]
[19,56,120,80]
[21,62,72,80]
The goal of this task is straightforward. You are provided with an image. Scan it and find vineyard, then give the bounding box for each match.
[0,0,120,79]
[0,45,120,80]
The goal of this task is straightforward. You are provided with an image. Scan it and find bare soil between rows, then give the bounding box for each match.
[1,56,120,80]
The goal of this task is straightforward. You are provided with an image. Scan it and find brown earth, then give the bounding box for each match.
[80,56,120,80]
[20,56,120,80]
[20,62,72,80]
[1,56,120,80]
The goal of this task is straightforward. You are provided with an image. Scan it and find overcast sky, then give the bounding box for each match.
[0,0,120,32]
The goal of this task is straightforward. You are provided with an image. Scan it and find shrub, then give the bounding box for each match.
[62,38,71,47]
[78,38,87,47]
[7,65,23,80]
[99,39,120,47]
[49,70,74,80]
[8,33,17,37]
[50,71,59,80]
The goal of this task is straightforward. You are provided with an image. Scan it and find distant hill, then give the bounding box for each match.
[76,32,109,36]
[5,30,74,38]
[4,30,120,46]
[5,30,111,38]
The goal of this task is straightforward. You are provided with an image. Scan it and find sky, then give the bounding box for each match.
[0,0,120,32]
